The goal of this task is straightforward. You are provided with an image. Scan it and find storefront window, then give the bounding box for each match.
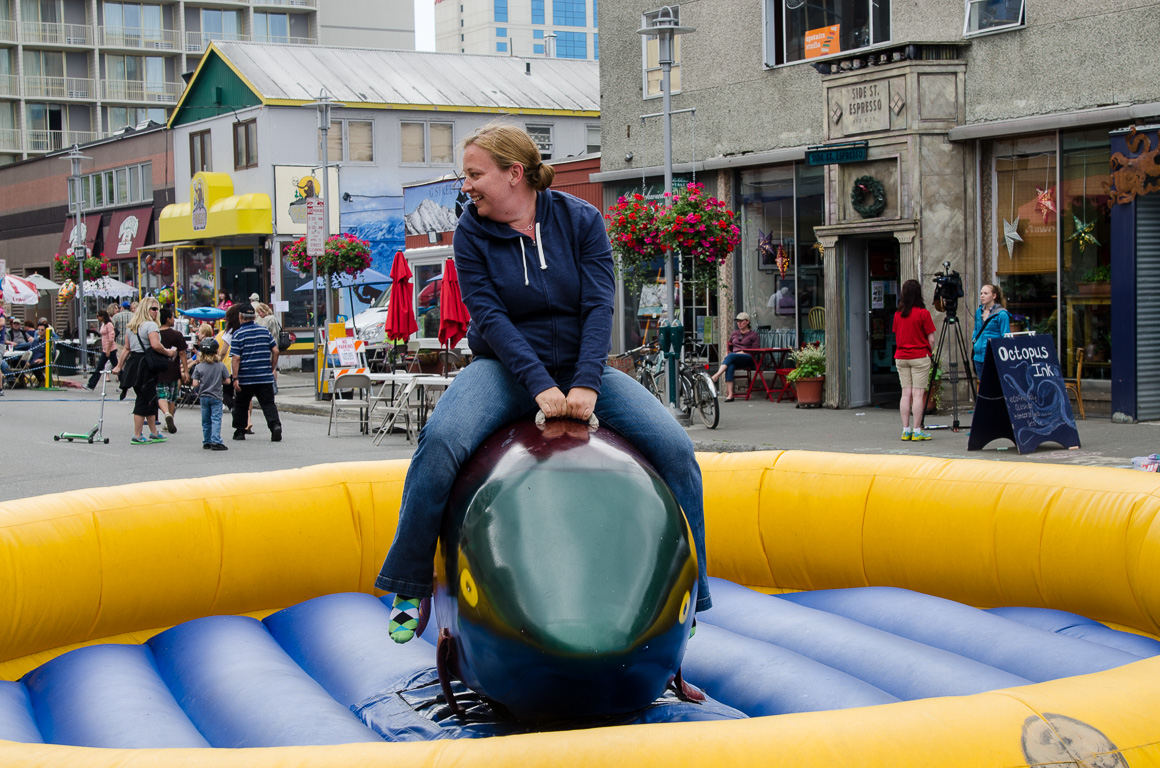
[179,248,215,310]
[1060,131,1112,378]
[993,132,1111,379]
[282,242,313,329]
[994,134,1057,352]
[738,163,824,348]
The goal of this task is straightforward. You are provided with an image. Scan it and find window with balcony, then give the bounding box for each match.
[557,31,586,58]
[553,0,585,27]
[200,9,241,43]
[105,54,168,103]
[22,49,64,97]
[25,102,63,152]
[964,0,1025,36]
[21,0,61,25]
[321,119,375,164]
[234,119,257,169]
[763,0,890,67]
[104,3,166,48]
[525,124,553,160]
[400,121,452,165]
[254,12,289,43]
[190,129,211,175]
[107,105,165,131]
[642,7,681,96]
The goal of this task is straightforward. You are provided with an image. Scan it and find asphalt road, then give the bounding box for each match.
[0,387,416,503]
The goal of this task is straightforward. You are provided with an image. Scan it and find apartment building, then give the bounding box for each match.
[435,0,598,60]
[0,0,413,165]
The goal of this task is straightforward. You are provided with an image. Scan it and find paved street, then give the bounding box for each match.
[3,369,1159,503]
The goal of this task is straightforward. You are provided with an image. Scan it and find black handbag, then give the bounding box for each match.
[139,329,170,375]
[277,330,293,352]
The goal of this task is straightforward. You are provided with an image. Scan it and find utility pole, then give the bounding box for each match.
[64,144,92,375]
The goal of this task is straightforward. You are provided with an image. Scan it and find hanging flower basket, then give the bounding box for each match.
[286,233,373,277]
[606,183,740,295]
[54,250,109,282]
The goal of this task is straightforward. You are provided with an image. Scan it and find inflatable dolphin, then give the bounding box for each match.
[432,419,699,720]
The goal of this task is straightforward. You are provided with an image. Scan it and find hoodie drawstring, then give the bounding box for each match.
[517,226,547,287]
[519,238,529,286]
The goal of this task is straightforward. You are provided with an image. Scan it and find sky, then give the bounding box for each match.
[413,0,436,51]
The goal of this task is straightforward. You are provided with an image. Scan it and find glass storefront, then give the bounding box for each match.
[178,248,215,309]
[738,163,824,348]
[991,130,1111,379]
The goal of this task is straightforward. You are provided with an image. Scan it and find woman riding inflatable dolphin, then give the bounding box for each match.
[374,123,712,715]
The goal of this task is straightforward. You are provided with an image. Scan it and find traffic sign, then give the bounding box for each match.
[306,198,325,257]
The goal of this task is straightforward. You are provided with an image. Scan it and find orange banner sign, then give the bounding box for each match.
[804,24,840,59]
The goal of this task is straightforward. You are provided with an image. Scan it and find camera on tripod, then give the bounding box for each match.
[932,261,965,317]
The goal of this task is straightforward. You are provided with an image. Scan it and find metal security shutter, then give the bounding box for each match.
[1137,194,1160,420]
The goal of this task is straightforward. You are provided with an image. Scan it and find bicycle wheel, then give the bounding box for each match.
[694,373,720,429]
[678,374,694,417]
[638,369,662,402]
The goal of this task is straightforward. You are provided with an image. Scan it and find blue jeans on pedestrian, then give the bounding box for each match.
[201,397,222,445]
[375,358,713,612]
[721,352,755,382]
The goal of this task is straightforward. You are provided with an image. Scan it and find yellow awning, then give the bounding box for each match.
[159,172,273,242]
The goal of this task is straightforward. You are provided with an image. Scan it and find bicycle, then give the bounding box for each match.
[616,343,665,402]
[676,340,719,429]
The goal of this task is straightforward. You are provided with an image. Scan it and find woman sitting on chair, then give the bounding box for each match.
[711,312,759,402]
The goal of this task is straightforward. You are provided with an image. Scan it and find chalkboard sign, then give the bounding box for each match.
[968,335,1080,454]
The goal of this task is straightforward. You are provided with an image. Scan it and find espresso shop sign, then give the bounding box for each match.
[839,82,890,134]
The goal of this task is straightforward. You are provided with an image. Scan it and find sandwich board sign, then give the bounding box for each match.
[967,335,1080,454]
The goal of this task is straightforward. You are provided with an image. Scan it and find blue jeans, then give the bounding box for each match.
[721,352,755,382]
[201,397,223,445]
[376,358,712,611]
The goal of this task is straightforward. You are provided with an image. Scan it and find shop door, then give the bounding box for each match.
[847,242,871,407]
[220,248,260,306]
[1137,194,1160,420]
[867,238,901,403]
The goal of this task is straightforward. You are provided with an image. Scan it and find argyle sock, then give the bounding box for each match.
[389,595,422,644]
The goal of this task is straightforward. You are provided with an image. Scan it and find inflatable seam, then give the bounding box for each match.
[82,510,106,644]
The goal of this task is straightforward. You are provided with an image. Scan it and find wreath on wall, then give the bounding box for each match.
[851,175,887,219]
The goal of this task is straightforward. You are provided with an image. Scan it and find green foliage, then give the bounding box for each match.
[786,342,826,382]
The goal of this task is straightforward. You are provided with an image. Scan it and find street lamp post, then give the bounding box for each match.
[64,144,92,375]
[305,88,344,400]
[638,7,694,421]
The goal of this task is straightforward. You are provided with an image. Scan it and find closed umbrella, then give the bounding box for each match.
[438,257,469,349]
[384,251,418,365]
[1,274,40,305]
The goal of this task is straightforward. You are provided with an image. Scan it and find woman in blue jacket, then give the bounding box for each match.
[377,124,711,642]
[972,283,1011,378]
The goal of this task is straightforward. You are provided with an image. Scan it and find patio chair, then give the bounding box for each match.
[1065,347,1085,420]
[328,373,372,436]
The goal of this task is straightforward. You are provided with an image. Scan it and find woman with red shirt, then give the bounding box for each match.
[893,279,936,441]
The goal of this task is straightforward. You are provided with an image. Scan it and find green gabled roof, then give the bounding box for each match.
[168,46,263,128]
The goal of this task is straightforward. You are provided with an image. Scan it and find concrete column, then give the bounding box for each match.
[896,228,918,285]
[818,234,841,408]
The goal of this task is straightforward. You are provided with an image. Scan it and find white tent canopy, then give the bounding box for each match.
[83,277,136,298]
[24,273,60,292]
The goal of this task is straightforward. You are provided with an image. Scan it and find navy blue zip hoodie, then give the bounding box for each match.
[454,188,614,399]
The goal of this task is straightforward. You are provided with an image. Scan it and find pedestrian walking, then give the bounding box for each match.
[112,301,133,351]
[110,297,178,445]
[229,303,281,442]
[84,310,118,391]
[192,337,231,451]
[893,279,936,442]
[156,308,190,433]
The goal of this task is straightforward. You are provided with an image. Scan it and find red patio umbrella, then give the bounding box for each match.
[438,257,470,349]
[384,251,418,363]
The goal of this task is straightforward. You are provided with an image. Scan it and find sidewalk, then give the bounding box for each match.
[53,369,1160,470]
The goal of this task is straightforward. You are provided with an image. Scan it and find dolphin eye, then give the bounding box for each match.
[460,567,479,608]
[678,591,690,624]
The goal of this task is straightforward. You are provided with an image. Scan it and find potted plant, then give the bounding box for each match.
[786,342,825,407]
[1077,265,1111,297]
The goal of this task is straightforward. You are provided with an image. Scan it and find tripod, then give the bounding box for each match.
[929,311,976,432]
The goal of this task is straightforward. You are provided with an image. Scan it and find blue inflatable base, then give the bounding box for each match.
[1,579,1156,748]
